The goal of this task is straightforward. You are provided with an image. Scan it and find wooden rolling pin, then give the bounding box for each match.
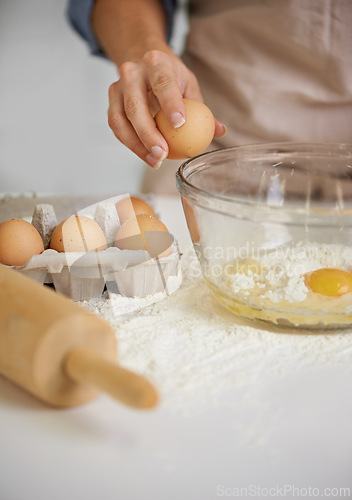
[0,264,158,409]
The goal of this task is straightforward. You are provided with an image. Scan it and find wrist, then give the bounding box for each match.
[117,37,173,67]
[92,0,173,68]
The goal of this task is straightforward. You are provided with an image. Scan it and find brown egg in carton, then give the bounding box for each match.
[10,196,181,301]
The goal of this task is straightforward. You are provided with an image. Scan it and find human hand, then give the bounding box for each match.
[108,49,226,168]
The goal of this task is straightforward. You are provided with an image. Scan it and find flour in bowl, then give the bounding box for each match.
[207,242,352,328]
[222,243,352,304]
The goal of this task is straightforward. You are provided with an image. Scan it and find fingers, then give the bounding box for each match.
[108,64,169,168]
[182,71,204,103]
[107,49,223,168]
[214,119,227,138]
[108,83,149,161]
[143,50,186,127]
[122,64,170,165]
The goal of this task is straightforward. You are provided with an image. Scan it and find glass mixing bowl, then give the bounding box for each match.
[176,143,352,330]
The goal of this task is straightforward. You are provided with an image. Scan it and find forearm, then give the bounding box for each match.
[91,0,173,67]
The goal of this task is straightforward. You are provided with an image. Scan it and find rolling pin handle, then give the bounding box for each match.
[65,347,158,409]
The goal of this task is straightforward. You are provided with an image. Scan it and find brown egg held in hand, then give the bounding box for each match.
[0,218,44,266]
[115,214,172,259]
[155,98,215,159]
[115,196,156,225]
[50,215,107,253]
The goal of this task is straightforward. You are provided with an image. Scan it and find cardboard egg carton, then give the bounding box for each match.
[11,196,181,301]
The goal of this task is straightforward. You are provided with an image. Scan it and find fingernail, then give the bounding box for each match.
[171,112,185,128]
[219,124,227,137]
[151,145,167,161]
[146,146,168,169]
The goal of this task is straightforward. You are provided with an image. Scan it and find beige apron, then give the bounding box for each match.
[141,0,352,194]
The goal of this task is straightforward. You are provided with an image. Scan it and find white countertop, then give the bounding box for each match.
[0,195,351,500]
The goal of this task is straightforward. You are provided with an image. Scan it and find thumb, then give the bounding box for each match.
[214,118,227,138]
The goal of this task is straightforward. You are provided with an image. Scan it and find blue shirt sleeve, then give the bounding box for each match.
[66,0,178,58]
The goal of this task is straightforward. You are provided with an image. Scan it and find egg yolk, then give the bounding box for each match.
[305,268,352,296]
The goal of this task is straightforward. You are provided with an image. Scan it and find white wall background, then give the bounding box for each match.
[0,0,187,196]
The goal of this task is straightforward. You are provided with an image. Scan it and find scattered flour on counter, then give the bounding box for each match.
[81,289,168,318]
[81,246,352,419]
